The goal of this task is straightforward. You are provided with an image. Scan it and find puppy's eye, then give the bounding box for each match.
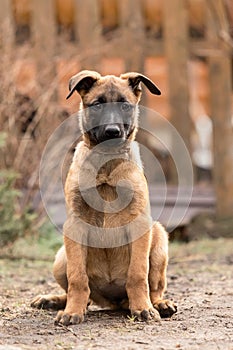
[121,102,132,112]
[91,102,103,111]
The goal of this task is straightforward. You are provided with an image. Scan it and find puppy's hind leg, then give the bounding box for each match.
[149,222,177,318]
[31,246,67,310]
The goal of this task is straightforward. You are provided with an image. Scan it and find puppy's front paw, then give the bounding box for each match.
[153,299,177,318]
[55,310,85,326]
[131,307,161,321]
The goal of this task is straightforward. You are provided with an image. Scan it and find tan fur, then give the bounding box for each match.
[31,71,176,325]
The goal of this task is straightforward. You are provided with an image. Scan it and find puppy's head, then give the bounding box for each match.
[67,70,161,147]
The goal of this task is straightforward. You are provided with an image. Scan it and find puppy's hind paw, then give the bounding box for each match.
[153,299,177,318]
[31,294,67,311]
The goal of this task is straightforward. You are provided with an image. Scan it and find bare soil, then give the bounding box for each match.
[0,238,233,350]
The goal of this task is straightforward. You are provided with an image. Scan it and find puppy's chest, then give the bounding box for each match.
[70,165,148,225]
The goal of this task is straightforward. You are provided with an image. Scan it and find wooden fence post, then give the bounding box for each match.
[73,0,102,71]
[0,0,15,107]
[119,0,145,73]
[31,0,57,94]
[163,0,192,184]
[0,0,15,52]
[207,0,233,218]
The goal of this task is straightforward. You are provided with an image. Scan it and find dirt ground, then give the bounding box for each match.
[0,238,233,350]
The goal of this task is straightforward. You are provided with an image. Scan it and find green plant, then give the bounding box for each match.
[0,133,37,247]
[0,169,37,246]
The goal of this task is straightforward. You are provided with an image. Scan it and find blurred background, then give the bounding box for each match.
[0,0,232,253]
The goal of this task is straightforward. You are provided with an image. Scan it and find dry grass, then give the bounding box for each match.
[0,42,71,228]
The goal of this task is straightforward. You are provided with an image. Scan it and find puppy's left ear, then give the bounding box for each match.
[66,70,101,99]
[120,72,161,97]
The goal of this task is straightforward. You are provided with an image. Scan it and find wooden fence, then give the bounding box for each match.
[0,0,232,218]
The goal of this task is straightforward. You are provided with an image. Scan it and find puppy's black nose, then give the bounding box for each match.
[104,125,121,139]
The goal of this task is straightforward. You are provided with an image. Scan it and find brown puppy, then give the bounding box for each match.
[31,71,177,325]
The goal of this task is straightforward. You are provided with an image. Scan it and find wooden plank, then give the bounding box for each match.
[207,0,233,218]
[150,184,215,230]
[118,0,145,73]
[74,0,102,71]
[163,0,192,184]
[149,185,215,207]
[31,0,57,89]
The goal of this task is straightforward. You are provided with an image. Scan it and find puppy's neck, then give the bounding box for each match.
[80,139,143,171]
[83,139,131,157]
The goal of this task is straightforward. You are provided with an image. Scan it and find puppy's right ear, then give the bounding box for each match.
[66,70,101,99]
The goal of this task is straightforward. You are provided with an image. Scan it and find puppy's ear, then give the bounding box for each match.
[120,72,161,97]
[66,70,101,99]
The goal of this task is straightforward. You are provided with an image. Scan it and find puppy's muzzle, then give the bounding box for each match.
[103,125,122,140]
[94,123,125,145]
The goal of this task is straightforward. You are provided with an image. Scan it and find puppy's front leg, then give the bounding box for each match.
[55,223,90,326]
[126,230,160,321]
